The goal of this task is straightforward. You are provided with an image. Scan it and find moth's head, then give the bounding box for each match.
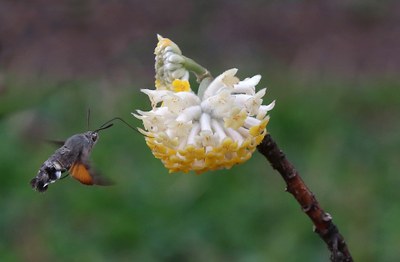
[84,131,99,145]
[85,122,114,145]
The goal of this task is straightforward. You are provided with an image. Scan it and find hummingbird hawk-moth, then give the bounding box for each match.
[30,117,139,192]
[30,122,114,192]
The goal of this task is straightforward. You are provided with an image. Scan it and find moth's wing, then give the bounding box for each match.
[45,139,65,147]
[69,161,114,186]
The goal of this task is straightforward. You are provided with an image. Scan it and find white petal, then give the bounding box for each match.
[132,112,144,120]
[202,68,238,99]
[141,89,171,106]
[233,75,261,94]
[196,130,218,147]
[176,106,202,122]
[224,127,244,145]
[237,127,250,137]
[244,116,261,128]
[256,100,275,119]
[234,94,252,107]
[263,100,276,111]
[163,94,186,113]
[187,123,201,145]
[175,92,201,106]
[255,88,266,99]
[211,119,227,141]
[200,113,212,132]
[167,121,192,138]
[201,89,234,117]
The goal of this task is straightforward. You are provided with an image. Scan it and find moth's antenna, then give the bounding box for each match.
[98,117,141,134]
[87,108,91,130]
[89,109,115,133]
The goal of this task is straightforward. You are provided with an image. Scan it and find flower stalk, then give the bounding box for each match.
[182,56,212,84]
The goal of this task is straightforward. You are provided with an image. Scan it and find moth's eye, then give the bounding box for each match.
[91,133,98,142]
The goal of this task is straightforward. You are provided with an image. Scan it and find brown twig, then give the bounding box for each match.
[257,134,353,262]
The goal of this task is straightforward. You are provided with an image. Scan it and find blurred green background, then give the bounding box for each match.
[1,1,400,261]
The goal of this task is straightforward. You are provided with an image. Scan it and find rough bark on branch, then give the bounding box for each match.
[257,134,353,262]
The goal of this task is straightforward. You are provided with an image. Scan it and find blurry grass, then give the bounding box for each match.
[0,73,399,262]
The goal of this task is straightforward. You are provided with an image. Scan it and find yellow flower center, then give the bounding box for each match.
[172,79,191,92]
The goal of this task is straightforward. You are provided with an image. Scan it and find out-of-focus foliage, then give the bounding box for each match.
[1,1,400,261]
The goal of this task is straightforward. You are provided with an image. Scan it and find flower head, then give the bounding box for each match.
[134,36,275,173]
